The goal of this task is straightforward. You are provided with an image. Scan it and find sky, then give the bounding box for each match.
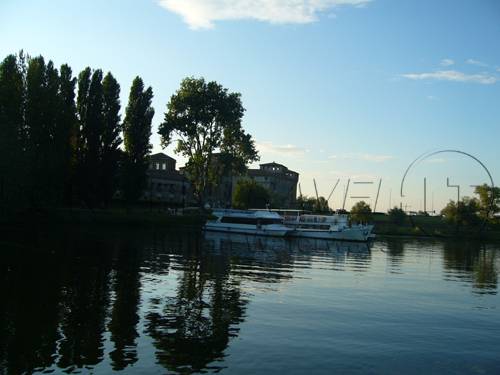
[2,0,500,212]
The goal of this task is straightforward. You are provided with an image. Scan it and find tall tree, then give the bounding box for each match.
[57,64,78,205]
[77,68,104,207]
[232,179,270,209]
[122,76,154,204]
[100,72,122,206]
[474,184,500,221]
[25,56,61,206]
[0,54,25,208]
[158,77,259,206]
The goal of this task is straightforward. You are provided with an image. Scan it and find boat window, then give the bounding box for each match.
[220,217,258,225]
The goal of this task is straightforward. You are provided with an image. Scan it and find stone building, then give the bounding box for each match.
[206,161,299,209]
[246,162,299,207]
[144,153,191,207]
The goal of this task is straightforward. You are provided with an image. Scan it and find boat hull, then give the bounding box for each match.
[204,222,291,237]
[288,226,374,242]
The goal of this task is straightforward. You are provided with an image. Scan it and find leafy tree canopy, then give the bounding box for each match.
[441,197,481,227]
[474,184,500,220]
[232,179,270,210]
[350,201,372,223]
[388,206,407,225]
[158,77,259,205]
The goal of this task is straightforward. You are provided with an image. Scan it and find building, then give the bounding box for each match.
[144,153,191,206]
[246,162,299,207]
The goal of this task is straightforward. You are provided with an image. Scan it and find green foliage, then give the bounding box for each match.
[0,54,25,208]
[474,184,500,221]
[100,72,122,206]
[158,77,259,206]
[122,76,154,204]
[388,206,406,225]
[350,201,372,223]
[232,179,270,209]
[57,64,78,204]
[296,195,331,213]
[441,197,481,228]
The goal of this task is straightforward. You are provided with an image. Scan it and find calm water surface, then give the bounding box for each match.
[1,228,499,374]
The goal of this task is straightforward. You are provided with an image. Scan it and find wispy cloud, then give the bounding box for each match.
[257,141,308,156]
[424,157,447,164]
[440,59,454,67]
[466,58,488,67]
[402,70,497,85]
[158,0,372,29]
[329,153,394,163]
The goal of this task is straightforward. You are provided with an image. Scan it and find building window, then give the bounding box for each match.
[162,163,166,170]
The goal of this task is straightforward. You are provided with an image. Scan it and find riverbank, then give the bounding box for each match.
[372,214,500,241]
[0,207,207,230]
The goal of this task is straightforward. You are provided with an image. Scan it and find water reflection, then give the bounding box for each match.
[0,229,498,374]
[443,241,498,295]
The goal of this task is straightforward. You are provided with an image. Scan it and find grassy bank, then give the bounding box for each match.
[372,214,500,241]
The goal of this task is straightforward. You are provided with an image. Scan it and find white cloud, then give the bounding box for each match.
[257,141,308,156]
[440,59,454,67]
[402,70,497,85]
[329,153,394,163]
[158,0,372,29]
[466,58,488,67]
[426,95,437,100]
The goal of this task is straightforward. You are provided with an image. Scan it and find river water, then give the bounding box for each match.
[0,228,499,374]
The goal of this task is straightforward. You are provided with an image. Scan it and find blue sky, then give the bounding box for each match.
[2,0,499,211]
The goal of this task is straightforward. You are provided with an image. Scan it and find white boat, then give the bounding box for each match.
[204,209,293,237]
[271,210,374,242]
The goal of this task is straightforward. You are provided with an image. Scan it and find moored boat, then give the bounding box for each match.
[271,210,374,242]
[204,209,293,237]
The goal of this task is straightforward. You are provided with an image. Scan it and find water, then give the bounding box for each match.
[1,228,499,374]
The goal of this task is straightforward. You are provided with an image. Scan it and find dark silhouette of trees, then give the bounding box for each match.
[388,206,407,225]
[100,73,122,207]
[158,77,258,207]
[0,54,25,209]
[232,178,270,209]
[350,201,372,223]
[122,76,154,204]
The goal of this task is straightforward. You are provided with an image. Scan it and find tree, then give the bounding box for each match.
[122,76,154,204]
[350,201,372,223]
[441,197,481,228]
[158,77,259,207]
[25,56,62,206]
[57,64,78,205]
[100,72,122,206]
[388,206,406,225]
[296,195,331,213]
[232,179,270,209]
[474,184,500,221]
[0,54,25,208]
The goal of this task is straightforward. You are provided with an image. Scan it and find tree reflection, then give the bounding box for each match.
[57,243,113,370]
[108,246,141,370]
[146,246,247,374]
[443,241,498,294]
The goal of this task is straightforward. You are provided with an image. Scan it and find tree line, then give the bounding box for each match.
[1,53,261,212]
[0,52,154,210]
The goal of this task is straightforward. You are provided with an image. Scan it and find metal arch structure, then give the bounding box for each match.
[400,149,495,235]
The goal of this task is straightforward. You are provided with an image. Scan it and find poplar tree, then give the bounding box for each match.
[100,72,122,206]
[0,54,24,208]
[57,64,78,205]
[122,77,154,204]
[77,68,104,207]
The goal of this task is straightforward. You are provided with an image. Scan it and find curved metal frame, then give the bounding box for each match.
[400,149,495,236]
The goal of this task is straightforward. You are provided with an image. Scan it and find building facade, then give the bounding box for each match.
[144,153,191,207]
[246,162,299,208]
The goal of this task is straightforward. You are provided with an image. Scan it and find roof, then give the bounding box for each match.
[149,152,176,161]
[260,161,287,169]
